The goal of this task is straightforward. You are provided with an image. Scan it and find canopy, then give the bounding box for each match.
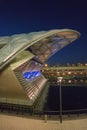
[0,29,80,70]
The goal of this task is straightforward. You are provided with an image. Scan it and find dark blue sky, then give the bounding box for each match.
[0,0,87,66]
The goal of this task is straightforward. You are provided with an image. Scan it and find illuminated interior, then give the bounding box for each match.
[29,30,80,63]
[21,59,42,81]
[13,58,47,102]
[23,71,41,80]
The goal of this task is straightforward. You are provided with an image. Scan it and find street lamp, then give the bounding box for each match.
[57,76,63,123]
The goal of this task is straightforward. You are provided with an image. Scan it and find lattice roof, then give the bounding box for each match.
[0,29,80,70]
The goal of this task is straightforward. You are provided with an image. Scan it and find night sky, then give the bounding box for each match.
[0,0,87,66]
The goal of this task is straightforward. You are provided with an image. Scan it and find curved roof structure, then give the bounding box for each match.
[0,29,80,70]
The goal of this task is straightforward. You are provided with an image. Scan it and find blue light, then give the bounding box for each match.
[23,71,41,79]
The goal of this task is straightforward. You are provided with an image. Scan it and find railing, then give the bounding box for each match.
[44,109,87,115]
[0,102,87,121]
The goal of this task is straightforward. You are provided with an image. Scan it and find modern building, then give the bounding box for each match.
[0,29,80,111]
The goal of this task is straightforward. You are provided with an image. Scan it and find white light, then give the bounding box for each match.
[68,80,72,83]
[80,72,83,74]
[68,71,71,74]
[57,77,63,83]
